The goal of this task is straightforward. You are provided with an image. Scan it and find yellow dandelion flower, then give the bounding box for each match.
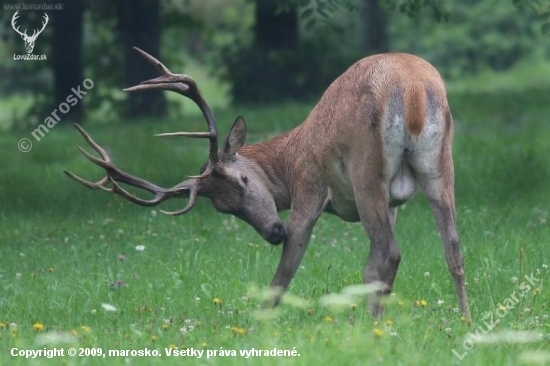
[0,323,6,329]
[535,288,542,295]
[201,342,208,348]
[81,326,91,333]
[398,300,405,307]
[386,319,394,327]
[414,300,420,307]
[272,331,280,337]
[498,305,507,311]
[213,297,222,306]
[349,303,358,310]
[33,322,44,331]
[151,335,157,342]
[48,267,55,273]
[231,326,246,335]
[372,327,383,337]
[460,316,467,323]
[168,344,176,349]
[71,329,78,336]
[420,300,428,307]
[323,316,333,323]
[163,323,169,330]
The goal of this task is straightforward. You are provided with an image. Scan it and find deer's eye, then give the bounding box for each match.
[241,174,248,185]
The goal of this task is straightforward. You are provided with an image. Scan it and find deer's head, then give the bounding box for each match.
[197,117,285,243]
[11,11,49,54]
[64,48,285,244]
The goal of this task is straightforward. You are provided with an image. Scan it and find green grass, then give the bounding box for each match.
[446,57,550,94]
[1,81,550,365]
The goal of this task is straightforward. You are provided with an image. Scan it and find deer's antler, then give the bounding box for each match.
[63,124,199,216]
[124,47,219,178]
[65,47,222,215]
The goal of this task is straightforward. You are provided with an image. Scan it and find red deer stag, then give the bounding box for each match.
[65,47,471,323]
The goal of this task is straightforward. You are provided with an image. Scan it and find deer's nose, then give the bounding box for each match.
[266,223,285,245]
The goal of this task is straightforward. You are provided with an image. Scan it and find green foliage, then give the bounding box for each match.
[279,0,449,21]
[389,0,547,79]
[3,0,550,122]
[215,0,364,104]
[220,38,359,104]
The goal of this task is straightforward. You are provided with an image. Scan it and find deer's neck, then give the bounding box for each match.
[239,131,293,211]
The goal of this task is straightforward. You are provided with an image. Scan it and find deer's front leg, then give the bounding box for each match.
[267,195,326,307]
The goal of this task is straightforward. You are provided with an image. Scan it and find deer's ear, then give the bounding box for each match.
[224,116,247,156]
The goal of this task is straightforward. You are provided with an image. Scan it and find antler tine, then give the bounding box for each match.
[63,170,110,191]
[108,178,170,207]
[160,186,199,216]
[123,47,219,165]
[131,46,172,76]
[73,123,111,162]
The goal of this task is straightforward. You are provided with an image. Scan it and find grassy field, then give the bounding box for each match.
[1,68,550,365]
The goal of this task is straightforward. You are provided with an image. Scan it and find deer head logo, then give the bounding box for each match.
[11,11,49,54]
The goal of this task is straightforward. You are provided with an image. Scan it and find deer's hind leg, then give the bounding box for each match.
[409,116,471,324]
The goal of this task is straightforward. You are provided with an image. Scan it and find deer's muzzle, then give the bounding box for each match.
[265,223,286,245]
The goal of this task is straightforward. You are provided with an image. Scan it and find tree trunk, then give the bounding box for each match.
[118,0,166,119]
[52,0,84,123]
[362,0,389,54]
